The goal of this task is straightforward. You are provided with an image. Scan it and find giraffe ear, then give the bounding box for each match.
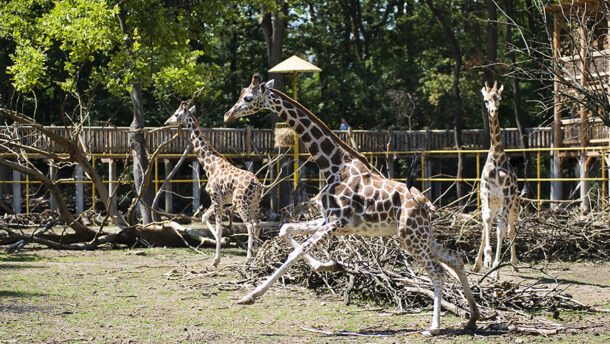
[261,79,274,90]
[188,105,196,114]
[497,84,504,95]
[481,87,487,96]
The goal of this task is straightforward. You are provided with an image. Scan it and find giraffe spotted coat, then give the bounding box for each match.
[223,74,479,334]
[165,102,263,267]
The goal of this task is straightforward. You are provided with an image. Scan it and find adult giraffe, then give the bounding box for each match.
[165,102,263,267]
[474,81,520,275]
[224,74,479,334]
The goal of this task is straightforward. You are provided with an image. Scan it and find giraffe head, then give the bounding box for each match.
[165,101,196,127]
[224,73,274,122]
[481,81,504,117]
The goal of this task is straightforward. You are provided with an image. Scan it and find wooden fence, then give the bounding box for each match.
[3,118,608,156]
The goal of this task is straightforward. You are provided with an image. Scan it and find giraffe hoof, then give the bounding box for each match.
[237,294,256,305]
[465,318,478,331]
[423,328,441,336]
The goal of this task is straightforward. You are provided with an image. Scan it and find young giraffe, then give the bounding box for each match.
[165,102,263,267]
[224,74,479,334]
[473,81,520,275]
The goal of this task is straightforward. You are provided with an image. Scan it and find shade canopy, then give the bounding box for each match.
[268,55,321,73]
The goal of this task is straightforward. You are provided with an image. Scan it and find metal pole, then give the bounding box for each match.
[476,152,480,211]
[49,161,57,211]
[602,152,606,208]
[537,150,541,216]
[192,160,200,214]
[292,71,299,191]
[12,169,21,214]
[421,154,425,193]
[92,156,96,208]
[75,165,84,214]
[154,156,159,194]
[25,167,29,215]
[292,71,298,101]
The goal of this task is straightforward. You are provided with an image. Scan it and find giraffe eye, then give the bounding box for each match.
[244,95,253,102]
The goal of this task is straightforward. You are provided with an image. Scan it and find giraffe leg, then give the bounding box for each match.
[507,197,520,271]
[475,201,496,270]
[400,239,445,334]
[279,218,343,272]
[238,222,338,304]
[398,211,446,334]
[235,204,257,261]
[249,207,262,258]
[492,200,512,279]
[473,224,486,272]
[493,215,507,272]
[210,201,223,267]
[430,241,479,329]
[200,206,215,233]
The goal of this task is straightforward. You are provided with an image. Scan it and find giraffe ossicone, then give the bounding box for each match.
[474,81,520,277]
[166,102,263,267]
[224,73,479,333]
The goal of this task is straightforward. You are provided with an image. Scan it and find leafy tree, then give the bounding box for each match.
[1,0,226,223]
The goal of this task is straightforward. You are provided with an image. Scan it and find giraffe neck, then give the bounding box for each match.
[487,111,506,162]
[267,89,370,181]
[185,115,226,175]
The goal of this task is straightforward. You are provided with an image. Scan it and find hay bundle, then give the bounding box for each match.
[274,127,295,148]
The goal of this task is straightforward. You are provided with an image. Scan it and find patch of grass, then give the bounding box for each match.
[0,248,608,343]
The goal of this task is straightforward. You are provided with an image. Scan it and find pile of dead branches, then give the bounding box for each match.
[242,228,596,323]
[432,206,609,262]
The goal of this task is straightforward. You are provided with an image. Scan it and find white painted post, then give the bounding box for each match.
[12,169,21,214]
[49,161,57,211]
[192,160,200,213]
[164,159,173,213]
[550,146,561,210]
[579,156,590,212]
[75,165,84,213]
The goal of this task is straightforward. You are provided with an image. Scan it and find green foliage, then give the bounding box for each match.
[7,44,47,92]
[0,0,546,130]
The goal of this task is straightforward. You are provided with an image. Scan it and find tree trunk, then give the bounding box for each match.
[482,0,498,150]
[260,3,287,127]
[129,82,154,224]
[425,0,465,204]
[504,0,532,196]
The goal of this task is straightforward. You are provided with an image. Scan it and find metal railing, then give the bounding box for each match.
[1,145,607,214]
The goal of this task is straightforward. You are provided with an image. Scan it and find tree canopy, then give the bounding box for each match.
[1,0,552,131]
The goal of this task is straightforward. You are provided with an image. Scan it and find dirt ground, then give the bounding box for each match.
[0,247,608,343]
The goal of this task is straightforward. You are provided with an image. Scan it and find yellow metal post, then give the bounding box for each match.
[292,71,298,101]
[292,71,300,190]
[537,151,541,215]
[476,153,480,211]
